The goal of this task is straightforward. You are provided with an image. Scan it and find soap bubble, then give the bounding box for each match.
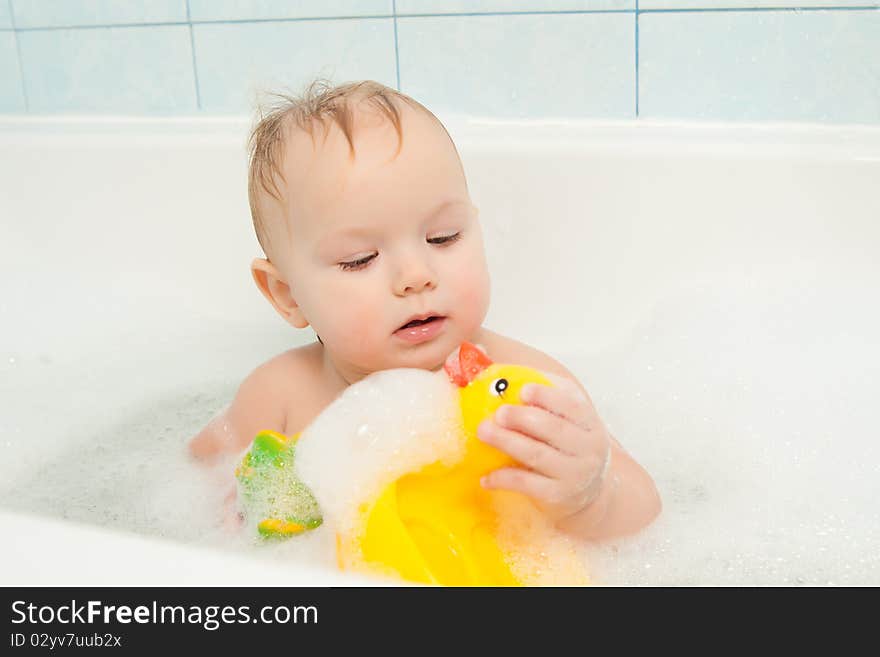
[575,273,880,585]
[3,267,877,585]
[295,368,463,537]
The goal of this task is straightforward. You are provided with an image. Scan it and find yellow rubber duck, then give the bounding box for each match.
[236,342,589,585]
[337,342,589,586]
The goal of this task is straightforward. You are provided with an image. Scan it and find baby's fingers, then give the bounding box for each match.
[478,421,569,477]
[522,374,598,434]
[481,467,563,507]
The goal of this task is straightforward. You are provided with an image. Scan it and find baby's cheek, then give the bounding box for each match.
[449,258,490,318]
[352,297,385,330]
[335,294,387,348]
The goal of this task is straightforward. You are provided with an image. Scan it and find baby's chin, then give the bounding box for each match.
[383,339,456,373]
[386,352,448,374]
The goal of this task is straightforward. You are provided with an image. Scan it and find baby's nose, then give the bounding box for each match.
[398,278,434,294]
[394,261,436,295]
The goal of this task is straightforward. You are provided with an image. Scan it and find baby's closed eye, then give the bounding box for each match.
[427,231,461,245]
[337,232,462,271]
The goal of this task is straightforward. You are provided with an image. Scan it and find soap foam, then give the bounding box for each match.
[3,268,877,585]
[294,367,464,539]
[492,492,590,586]
[572,272,880,585]
[295,367,592,585]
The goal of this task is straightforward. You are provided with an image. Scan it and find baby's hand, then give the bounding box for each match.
[477,373,612,523]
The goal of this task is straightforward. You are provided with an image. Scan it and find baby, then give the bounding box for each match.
[189,79,661,541]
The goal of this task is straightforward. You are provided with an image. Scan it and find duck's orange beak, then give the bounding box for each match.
[444,342,493,387]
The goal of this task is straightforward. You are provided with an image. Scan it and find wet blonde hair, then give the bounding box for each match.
[247,78,457,258]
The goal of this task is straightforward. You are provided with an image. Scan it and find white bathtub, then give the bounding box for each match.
[1,115,878,586]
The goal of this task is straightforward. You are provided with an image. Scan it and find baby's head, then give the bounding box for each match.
[247,79,491,381]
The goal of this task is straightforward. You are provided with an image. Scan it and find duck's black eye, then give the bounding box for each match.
[491,378,509,397]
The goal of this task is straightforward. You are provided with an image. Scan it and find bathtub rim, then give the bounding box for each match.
[0,509,390,587]
[1,114,879,157]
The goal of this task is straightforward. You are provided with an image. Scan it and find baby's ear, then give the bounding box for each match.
[250,258,309,329]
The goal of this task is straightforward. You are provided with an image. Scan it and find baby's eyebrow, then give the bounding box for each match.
[315,226,372,257]
[320,199,472,245]
[325,226,372,241]
[423,198,472,220]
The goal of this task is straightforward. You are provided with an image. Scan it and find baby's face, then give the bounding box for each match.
[275,102,490,375]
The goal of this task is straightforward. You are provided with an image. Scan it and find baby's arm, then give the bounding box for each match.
[472,335,661,541]
[188,361,287,461]
[535,367,662,541]
[482,364,661,542]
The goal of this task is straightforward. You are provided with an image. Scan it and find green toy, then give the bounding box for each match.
[235,430,322,538]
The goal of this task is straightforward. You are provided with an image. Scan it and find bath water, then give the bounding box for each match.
[1,271,877,585]
[580,272,880,585]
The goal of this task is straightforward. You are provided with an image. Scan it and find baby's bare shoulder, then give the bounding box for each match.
[189,343,323,459]
[254,343,317,382]
[256,342,338,436]
[251,343,323,404]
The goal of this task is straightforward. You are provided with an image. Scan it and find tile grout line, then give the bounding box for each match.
[640,5,880,12]
[8,0,28,111]
[186,0,201,111]
[392,0,401,91]
[5,7,879,32]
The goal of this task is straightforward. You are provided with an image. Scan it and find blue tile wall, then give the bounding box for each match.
[194,18,397,113]
[18,25,197,113]
[188,1,393,22]
[0,30,24,111]
[0,0,877,122]
[397,12,635,118]
[10,1,187,28]
[640,9,880,124]
[0,2,11,29]
[396,1,633,11]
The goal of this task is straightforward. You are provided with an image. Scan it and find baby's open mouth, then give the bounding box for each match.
[398,316,444,330]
